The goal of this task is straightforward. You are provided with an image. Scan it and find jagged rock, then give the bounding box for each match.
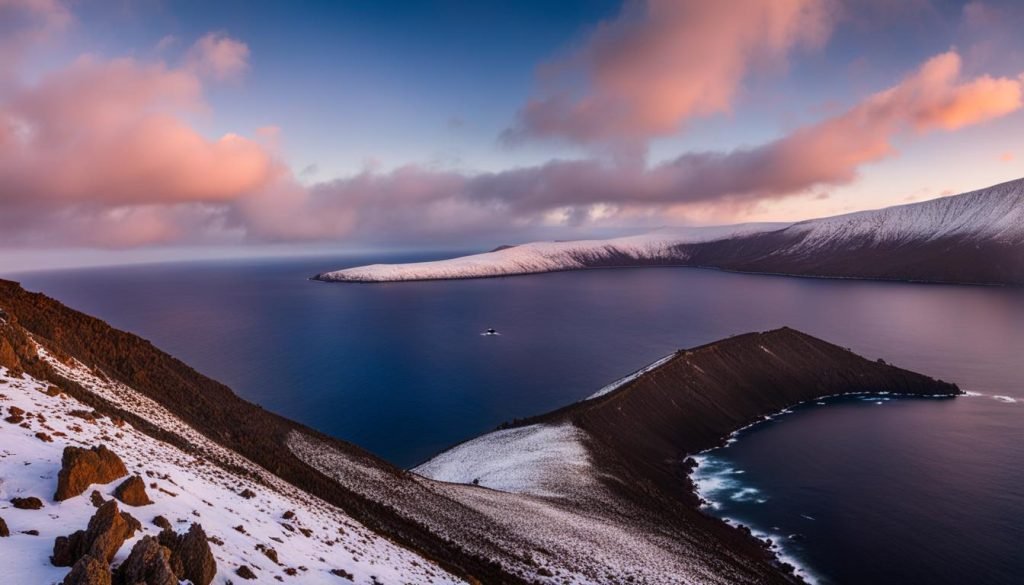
[152,515,172,530]
[113,476,152,506]
[52,500,138,566]
[12,496,44,509]
[113,536,176,585]
[235,565,257,580]
[257,543,279,564]
[90,491,106,508]
[238,488,256,499]
[157,524,217,585]
[61,555,111,585]
[36,431,53,442]
[0,515,9,537]
[55,445,128,501]
[331,568,355,580]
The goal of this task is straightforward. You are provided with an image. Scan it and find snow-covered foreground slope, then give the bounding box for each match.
[0,360,462,585]
[316,223,788,282]
[316,178,1024,285]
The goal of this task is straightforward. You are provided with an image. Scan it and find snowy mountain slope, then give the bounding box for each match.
[315,178,1024,285]
[316,223,789,282]
[784,178,1024,250]
[0,361,463,585]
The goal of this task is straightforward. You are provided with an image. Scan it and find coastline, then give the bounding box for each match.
[314,261,1016,288]
[688,392,965,585]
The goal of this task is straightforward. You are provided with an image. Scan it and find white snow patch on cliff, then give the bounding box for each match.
[412,423,593,497]
[587,352,677,400]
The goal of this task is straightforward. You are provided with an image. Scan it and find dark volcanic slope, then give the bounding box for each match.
[526,328,961,507]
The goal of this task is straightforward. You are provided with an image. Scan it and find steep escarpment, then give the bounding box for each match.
[317,177,1024,285]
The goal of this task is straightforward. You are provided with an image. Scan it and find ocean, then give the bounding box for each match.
[10,254,1023,585]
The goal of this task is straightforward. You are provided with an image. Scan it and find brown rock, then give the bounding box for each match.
[331,568,355,580]
[256,543,279,564]
[152,515,172,531]
[4,414,23,424]
[0,515,9,537]
[235,565,257,580]
[52,500,136,566]
[113,536,177,585]
[157,523,217,585]
[61,555,111,585]
[89,491,106,508]
[8,405,24,416]
[36,431,53,442]
[55,445,128,501]
[239,488,256,499]
[44,385,62,397]
[113,476,152,507]
[12,496,44,510]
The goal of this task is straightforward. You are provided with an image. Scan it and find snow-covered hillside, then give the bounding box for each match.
[783,177,1024,251]
[0,360,462,585]
[316,223,788,282]
[315,178,1024,284]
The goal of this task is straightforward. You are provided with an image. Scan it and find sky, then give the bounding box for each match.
[1,0,1023,272]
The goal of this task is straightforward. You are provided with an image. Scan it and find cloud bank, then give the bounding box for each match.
[504,0,836,146]
[1,0,1022,251]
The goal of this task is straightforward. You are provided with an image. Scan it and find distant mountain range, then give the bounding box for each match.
[317,177,1024,285]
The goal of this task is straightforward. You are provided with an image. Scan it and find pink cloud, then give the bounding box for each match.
[0,55,278,207]
[186,32,250,81]
[505,0,836,145]
[0,0,72,81]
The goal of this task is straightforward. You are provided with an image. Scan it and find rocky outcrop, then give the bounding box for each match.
[52,500,140,566]
[55,445,128,501]
[157,524,217,585]
[11,496,44,509]
[61,555,111,585]
[112,476,152,507]
[0,515,9,537]
[113,536,177,585]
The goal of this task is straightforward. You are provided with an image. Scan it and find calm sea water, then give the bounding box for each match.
[9,255,1024,585]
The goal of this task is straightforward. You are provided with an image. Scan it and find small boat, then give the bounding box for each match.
[482,328,499,336]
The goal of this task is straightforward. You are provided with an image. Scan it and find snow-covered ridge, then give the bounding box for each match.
[785,177,1024,250]
[0,355,462,584]
[315,177,1024,283]
[587,351,678,400]
[317,223,789,282]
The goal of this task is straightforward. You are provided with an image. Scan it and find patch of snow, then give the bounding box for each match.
[587,352,677,400]
[412,423,593,497]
